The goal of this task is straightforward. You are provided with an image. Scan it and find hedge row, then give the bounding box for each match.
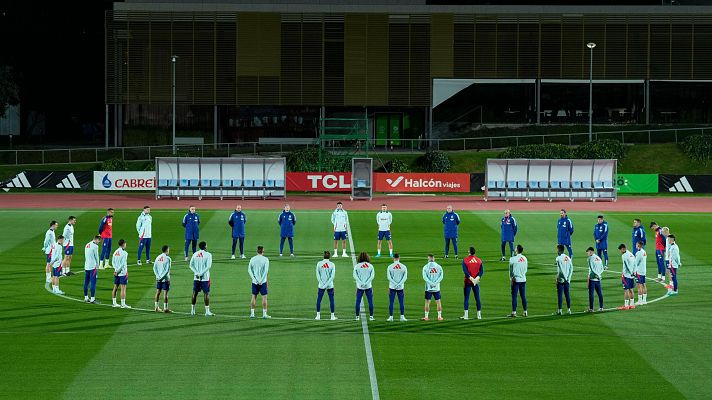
[499,139,626,160]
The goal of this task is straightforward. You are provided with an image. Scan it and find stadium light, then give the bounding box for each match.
[171,55,178,155]
[586,42,596,142]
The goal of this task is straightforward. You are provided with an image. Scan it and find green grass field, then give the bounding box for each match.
[2,208,710,399]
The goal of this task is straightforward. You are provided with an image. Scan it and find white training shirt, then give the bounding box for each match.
[112,247,128,277]
[621,250,636,278]
[189,250,212,281]
[153,253,172,281]
[316,259,336,289]
[84,241,100,271]
[136,212,152,239]
[387,261,408,290]
[49,242,63,269]
[377,211,393,232]
[331,209,349,232]
[43,229,56,254]
[635,249,647,276]
[62,224,74,248]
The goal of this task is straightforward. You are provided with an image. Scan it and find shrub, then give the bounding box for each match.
[100,158,127,171]
[499,140,625,160]
[417,150,451,172]
[384,159,411,173]
[498,143,574,159]
[680,135,712,164]
[286,147,351,172]
[574,139,626,160]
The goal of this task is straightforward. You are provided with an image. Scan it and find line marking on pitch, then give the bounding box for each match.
[347,221,380,400]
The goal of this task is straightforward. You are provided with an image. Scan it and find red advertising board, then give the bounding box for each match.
[287,172,352,192]
[286,172,471,192]
[374,173,470,192]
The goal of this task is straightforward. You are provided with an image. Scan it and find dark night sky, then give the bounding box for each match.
[0,1,115,142]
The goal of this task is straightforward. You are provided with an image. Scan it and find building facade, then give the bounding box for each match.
[106,2,712,145]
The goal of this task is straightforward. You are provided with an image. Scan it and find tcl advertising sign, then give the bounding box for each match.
[375,173,470,192]
[287,172,352,192]
[93,171,156,191]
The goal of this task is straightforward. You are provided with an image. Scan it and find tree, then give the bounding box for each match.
[0,66,20,119]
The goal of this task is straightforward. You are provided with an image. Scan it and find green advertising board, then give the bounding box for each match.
[616,174,659,194]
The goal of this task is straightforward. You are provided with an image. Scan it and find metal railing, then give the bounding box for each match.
[0,126,709,166]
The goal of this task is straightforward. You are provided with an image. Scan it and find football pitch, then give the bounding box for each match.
[2,208,710,399]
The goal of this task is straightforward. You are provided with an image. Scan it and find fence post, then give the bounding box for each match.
[490,137,493,149]
[15,151,18,165]
[568,134,571,146]
[648,130,651,144]
[675,129,678,143]
[201,145,204,158]
[253,143,257,155]
[148,146,151,161]
[463,138,466,151]
[68,149,71,164]
[227,143,231,156]
[95,148,98,163]
[542,135,545,144]
[621,132,624,144]
[42,150,44,164]
[122,147,125,161]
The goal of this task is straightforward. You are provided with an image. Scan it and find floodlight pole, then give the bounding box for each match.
[587,42,596,142]
[171,55,177,155]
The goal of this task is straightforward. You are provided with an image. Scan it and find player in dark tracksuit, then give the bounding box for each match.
[228,205,247,259]
[500,210,518,261]
[442,205,460,259]
[557,209,574,258]
[182,206,200,261]
[632,218,646,255]
[278,204,296,256]
[593,215,609,267]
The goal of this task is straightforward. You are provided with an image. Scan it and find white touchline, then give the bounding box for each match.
[347,222,380,400]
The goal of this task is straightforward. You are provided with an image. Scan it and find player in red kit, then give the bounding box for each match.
[460,246,484,320]
[649,222,666,282]
[98,208,115,269]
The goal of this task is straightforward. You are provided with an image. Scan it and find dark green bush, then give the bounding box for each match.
[574,139,626,160]
[680,135,712,164]
[286,147,351,172]
[384,159,411,173]
[417,150,451,172]
[499,140,625,160]
[100,158,127,171]
[498,143,574,159]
